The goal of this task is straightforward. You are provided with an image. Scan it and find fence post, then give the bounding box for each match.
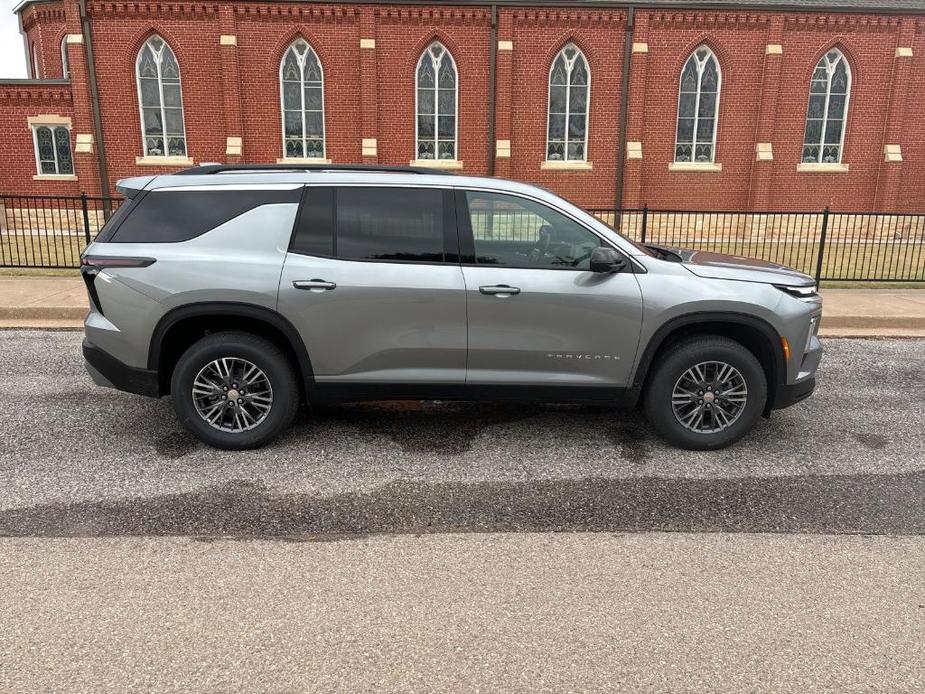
[640,204,648,244]
[80,192,92,245]
[814,206,829,285]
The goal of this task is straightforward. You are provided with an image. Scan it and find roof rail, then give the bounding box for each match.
[175,163,456,176]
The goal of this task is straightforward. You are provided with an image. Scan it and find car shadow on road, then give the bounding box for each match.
[1,470,922,538]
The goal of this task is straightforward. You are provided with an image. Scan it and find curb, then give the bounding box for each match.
[0,307,87,320]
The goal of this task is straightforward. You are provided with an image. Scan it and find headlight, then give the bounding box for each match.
[805,315,820,353]
[775,284,818,299]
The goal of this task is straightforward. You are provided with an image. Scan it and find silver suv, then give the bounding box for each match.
[80,164,822,450]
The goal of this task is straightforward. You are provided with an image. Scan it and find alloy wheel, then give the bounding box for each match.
[191,357,274,432]
[671,360,748,434]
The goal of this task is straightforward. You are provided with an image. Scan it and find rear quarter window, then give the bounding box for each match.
[109,188,301,243]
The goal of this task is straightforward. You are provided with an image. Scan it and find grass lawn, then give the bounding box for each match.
[0,234,86,270]
[647,239,925,283]
[1,233,922,286]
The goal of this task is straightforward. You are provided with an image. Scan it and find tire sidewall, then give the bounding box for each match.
[645,339,767,450]
[171,335,297,450]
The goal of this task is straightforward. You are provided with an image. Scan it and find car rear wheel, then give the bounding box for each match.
[170,331,299,450]
[643,336,767,450]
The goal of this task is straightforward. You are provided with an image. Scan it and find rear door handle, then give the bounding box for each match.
[479,284,521,297]
[293,279,336,292]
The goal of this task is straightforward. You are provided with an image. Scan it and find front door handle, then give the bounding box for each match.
[479,284,521,297]
[293,279,336,292]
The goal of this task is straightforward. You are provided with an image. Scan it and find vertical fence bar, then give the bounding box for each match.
[814,206,829,284]
[640,204,648,244]
[81,192,92,246]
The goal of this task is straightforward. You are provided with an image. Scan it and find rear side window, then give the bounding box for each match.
[109,188,301,243]
[337,187,444,262]
[92,198,135,243]
[290,187,335,257]
[289,186,450,263]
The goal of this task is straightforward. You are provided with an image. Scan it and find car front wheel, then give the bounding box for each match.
[170,331,299,450]
[643,336,767,450]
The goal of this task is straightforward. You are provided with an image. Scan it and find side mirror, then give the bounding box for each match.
[589,247,628,274]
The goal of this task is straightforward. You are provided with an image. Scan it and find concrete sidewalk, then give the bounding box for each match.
[0,276,923,335]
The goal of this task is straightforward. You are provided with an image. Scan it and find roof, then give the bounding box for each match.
[13,0,925,14]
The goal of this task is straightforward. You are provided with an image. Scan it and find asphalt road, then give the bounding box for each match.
[2,533,924,693]
[1,330,924,692]
[0,330,923,536]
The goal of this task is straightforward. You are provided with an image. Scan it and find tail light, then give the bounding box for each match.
[79,256,155,315]
[80,256,156,270]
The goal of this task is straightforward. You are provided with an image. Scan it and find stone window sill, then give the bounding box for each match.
[668,162,722,172]
[33,174,78,181]
[540,160,593,171]
[797,162,849,173]
[277,157,332,165]
[135,156,194,167]
[410,159,464,170]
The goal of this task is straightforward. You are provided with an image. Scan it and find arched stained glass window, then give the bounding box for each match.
[280,39,325,160]
[135,35,186,157]
[802,49,851,164]
[675,46,720,163]
[547,43,589,162]
[416,41,457,161]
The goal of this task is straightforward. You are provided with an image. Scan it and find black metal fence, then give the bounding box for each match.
[0,193,121,269]
[1,192,923,282]
[587,207,925,283]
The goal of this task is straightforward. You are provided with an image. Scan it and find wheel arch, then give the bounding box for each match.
[148,302,315,398]
[632,312,786,411]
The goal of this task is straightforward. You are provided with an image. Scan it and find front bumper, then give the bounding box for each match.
[770,332,822,411]
[772,376,816,409]
[82,339,161,398]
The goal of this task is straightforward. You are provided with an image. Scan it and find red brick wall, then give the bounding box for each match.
[87,4,228,187]
[21,1,68,79]
[236,4,363,164]
[505,9,624,209]
[374,6,492,173]
[0,82,76,194]
[3,1,925,214]
[635,14,768,211]
[767,16,896,211]
[897,24,925,211]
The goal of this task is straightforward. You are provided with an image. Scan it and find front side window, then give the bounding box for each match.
[465,191,601,270]
[802,49,851,164]
[675,46,720,163]
[32,125,73,175]
[136,35,187,157]
[61,37,70,79]
[280,39,325,160]
[547,43,589,162]
[416,41,457,161]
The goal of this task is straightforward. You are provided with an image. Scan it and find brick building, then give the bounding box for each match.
[3,0,925,212]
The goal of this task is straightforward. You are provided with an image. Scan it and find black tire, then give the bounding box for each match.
[643,336,767,450]
[170,331,299,450]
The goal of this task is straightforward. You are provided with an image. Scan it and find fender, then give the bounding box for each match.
[148,302,315,393]
[630,311,787,399]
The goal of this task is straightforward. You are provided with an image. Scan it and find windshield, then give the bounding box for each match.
[588,211,656,257]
